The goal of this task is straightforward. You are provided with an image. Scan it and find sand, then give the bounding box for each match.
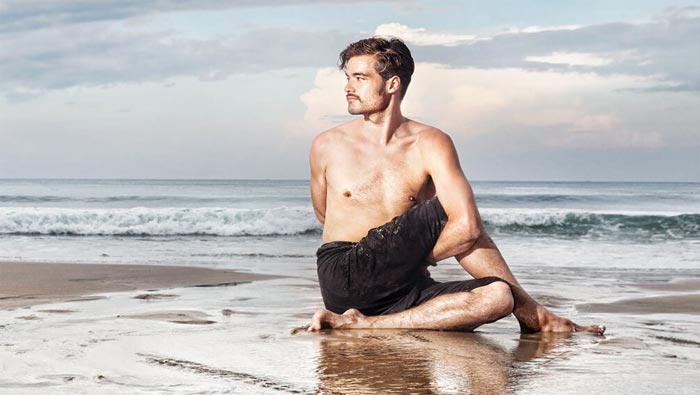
[2,261,700,394]
[577,278,700,315]
[0,261,278,310]
[578,293,700,315]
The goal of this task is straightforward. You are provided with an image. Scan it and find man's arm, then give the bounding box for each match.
[309,133,328,225]
[420,130,482,262]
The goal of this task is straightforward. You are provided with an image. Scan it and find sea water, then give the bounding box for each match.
[0,179,698,274]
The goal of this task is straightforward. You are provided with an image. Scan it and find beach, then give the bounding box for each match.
[1,179,699,394]
[0,261,277,310]
[2,260,700,394]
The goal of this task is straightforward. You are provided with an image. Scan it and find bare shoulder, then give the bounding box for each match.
[312,119,358,148]
[404,120,455,153]
[309,120,359,170]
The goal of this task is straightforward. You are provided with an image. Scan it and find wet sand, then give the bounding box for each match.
[2,262,700,394]
[578,293,700,315]
[578,278,700,315]
[0,261,278,310]
[631,278,700,292]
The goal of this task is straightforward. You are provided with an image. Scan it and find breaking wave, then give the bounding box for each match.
[0,207,320,236]
[482,209,700,240]
[0,207,697,240]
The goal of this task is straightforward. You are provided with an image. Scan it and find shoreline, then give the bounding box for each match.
[0,261,280,310]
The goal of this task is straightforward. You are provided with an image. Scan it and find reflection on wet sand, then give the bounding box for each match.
[314,330,574,395]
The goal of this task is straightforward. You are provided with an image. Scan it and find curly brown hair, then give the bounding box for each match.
[338,37,415,99]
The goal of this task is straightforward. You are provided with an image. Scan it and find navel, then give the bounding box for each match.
[343,190,352,198]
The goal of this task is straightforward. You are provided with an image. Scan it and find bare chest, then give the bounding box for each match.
[326,145,432,209]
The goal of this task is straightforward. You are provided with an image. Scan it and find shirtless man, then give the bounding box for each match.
[308,37,605,334]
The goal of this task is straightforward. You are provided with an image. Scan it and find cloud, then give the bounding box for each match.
[375,23,478,46]
[299,67,351,132]
[525,52,613,67]
[654,5,700,20]
[0,73,311,178]
[566,114,621,132]
[411,13,700,92]
[0,22,354,99]
[374,23,584,48]
[0,0,403,33]
[3,6,697,100]
[509,25,581,34]
[300,63,694,149]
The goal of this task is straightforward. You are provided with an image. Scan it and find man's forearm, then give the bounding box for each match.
[454,233,547,332]
[428,219,481,262]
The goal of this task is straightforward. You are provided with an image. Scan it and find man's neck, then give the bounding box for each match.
[361,98,405,146]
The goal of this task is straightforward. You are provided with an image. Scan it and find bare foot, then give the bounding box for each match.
[308,308,366,331]
[535,306,605,335]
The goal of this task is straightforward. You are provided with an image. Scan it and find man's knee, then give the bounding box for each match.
[479,278,514,317]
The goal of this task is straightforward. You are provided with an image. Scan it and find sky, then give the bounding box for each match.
[1,0,698,181]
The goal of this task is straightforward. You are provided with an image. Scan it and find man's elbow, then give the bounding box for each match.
[455,218,482,248]
[314,209,326,226]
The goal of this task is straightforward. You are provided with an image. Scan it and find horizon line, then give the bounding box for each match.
[0,177,698,184]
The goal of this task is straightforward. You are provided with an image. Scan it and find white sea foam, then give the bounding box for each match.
[1,206,696,240]
[0,207,321,236]
[480,207,692,223]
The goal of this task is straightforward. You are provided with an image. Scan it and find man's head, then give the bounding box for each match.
[339,37,414,115]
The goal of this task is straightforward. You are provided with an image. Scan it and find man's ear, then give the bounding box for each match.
[386,76,401,95]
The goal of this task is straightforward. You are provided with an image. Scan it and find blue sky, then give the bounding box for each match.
[1,1,698,181]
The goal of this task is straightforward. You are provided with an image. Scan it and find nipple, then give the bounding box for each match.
[408,195,415,202]
[343,190,352,198]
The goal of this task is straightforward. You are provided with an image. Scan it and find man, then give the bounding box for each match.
[307,37,604,334]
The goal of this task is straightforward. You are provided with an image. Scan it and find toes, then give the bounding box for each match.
[575,323,606,335]
[308,308,363,331]
[307,309,326,332]
[309,318,325,331]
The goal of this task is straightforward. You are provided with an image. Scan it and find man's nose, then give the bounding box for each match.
[344,80,354,93]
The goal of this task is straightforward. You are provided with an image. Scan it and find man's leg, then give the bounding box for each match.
[309,280,514,331]
[311,197,603,334]
[455,231,605,334]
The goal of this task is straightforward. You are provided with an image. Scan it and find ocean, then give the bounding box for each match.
[2,179,700,394]
[1,179,698,273]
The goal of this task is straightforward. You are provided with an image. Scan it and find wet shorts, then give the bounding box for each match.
[316,196,504,316]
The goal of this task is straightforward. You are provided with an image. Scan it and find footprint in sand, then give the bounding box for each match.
[120,310,216,325]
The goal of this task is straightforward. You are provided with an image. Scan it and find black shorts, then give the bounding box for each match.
[316,196,504,316]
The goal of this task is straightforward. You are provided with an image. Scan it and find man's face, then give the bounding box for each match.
[344,55,391,115]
